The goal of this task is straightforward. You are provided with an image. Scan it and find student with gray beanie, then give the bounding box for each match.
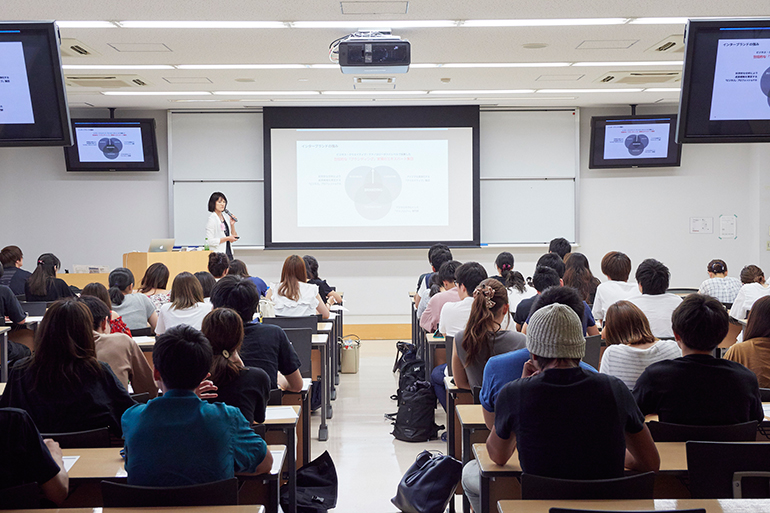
[462,303,659,513]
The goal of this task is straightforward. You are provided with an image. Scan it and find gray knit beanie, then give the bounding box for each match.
[526,303,586,359]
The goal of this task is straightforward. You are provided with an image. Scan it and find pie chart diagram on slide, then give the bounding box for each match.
[624,134,649,156]
[98,137,123,159]
[345,165,402,220]
[761,66,770,107]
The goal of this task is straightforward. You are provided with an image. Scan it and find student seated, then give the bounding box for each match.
[24,253,74,302]
[0,408,69,505]
[513,266,561,331]
[521,275,599,337]
[414,243,453,310]
[267,255,330,319]
[78,295,158,399]
[202,308,271,424]
[211,275,303,392]
[419,260,462,333]
[194,271,216,303]
[725,296,770,387]
[0,245,32,296]
[208,252,230,281]
[438,262,488,338]
[229,259,269,298]
[592,251,639,326]
[628,258,682,339]
[462,303,659,513]
[122,325,272,486]
[137,262,171,313]
[155,272,213,334]
[562,252,601,305]
[0,299,136,436]
[599,300,681,390]
[698,259,742,305]
[108,268,158,332]
[730,264,770,321]
[492,252,536,311]
[633,294,764,425]
[81,282,132,336]
[0,267,31,365]
[303,255,342,305]
[548,237,571,260]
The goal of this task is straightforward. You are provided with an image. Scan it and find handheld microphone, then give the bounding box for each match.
[224,208,238,222]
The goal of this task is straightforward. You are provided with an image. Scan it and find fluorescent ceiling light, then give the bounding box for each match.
[63,64,175,70]
[429,89,535,95]
[177,64,306,70]
[290,20,457,29]
[56,21,117,28]
[629,17,690,25]
[410,63,441,68]
[308,64,340,69]
[537,88,644,93]
[213,91,320,95]
[644,87,682,92]
[462,18,628,27]
[573,61,683,67]
[321,90,427,95]
[101,91,212,95]
[443,62,570,68]
[116,21,287,29]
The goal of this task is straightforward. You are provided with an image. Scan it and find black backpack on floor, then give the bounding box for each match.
[389,380,442,442]
[391,341,425,406]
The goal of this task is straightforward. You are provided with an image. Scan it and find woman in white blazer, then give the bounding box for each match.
[205,191,238,260]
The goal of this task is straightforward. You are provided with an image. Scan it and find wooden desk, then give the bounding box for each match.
[473,442,688,513]
[445,376,473,513]
[0,325,10,382]
[312,333,330,441]
[260,405,300,513]
[498,499,770,513]
[123,251,211,288]
[425,333,446,381]
[281,378,312,468]
[58,272,109,289]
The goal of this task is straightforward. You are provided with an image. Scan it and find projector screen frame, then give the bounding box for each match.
[263,105,481,250]
[677,18,770,144]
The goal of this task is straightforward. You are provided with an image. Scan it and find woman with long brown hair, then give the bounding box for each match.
[563,252,601,305]
[203,308,271,424]
[81,282,132,336]
[155,272,212,334]
[0,298,135,435]
[137,262,171,312]
[725,295,770,387]
[599,300,681,389]
[266,255,330,319]
[451,278,526,390]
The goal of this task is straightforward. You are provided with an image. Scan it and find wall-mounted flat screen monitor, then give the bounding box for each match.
[678,18,770,143]
[0,21,72,147]
[589,114,682,168]
[263,105,480,249]
[63,118,160,171]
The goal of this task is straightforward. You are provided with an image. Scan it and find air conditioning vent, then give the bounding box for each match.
[65,74,151,88]
[353,77,396,89]
[595,71,680,85]
[132,79,148,86]
[646,35,685,54]
[60,39,100,58]
[600,75,615,83]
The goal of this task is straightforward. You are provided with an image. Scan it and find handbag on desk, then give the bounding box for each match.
[391,450,462,513]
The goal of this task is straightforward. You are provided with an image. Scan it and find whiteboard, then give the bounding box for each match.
[169,108,578,246]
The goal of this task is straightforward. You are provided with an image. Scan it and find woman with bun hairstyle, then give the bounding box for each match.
[155,272,212,334]
[108,267,158,331]
[81,282,131,336]
[0,298,136,436]
[730,265,770,321]
[698,259,742,305]
[492,252,535,311]
[24,253,73,302]
[267,255,330,319]
[203,308,271,424]
[451,278,526,390]
[599,300,681,390]
[563,252,601,305]
[725,295,770,387]
[137,262,171,312]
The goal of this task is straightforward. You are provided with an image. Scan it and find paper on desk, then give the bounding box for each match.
[330,305,349,312]
[265,406,298,420]
[270,447,286,474]
[116,468,128,478]
[763,404,770,419]
[62,455,79,472]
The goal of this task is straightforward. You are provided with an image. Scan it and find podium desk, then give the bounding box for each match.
[58,273,109,288]
[123,251,211,285]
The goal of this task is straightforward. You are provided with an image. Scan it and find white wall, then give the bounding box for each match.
[1,106,767,325]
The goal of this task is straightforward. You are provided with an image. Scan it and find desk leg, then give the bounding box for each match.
[1,331,8,382]
[462,425,472,513]
[426,339,434,382]
[448,394,456,513]
[287,427,296,513]
[328,331,337,401]
[302,392,311,467]
[318,345,329,441]
[480,475,490,513]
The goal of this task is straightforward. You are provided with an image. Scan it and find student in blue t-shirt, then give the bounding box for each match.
[122,325,272,486]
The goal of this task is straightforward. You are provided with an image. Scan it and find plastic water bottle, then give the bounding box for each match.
[204,238,210,251]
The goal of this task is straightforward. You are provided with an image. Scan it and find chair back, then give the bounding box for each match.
[687,441,770,498]
[647,420,758,442]
[282,327,313,379]
[666,288,699,297]
[101,477,239,506]
[760,388,770,402]
[445,335,454,377]
[472,386,482,405]
[0,482,41,509]
[18,301,50,316]
[520,471,655,500]
[582,335,602,370]
[268,388,283,405]
[264,315,318,334]
[131,327,155,337]
[40,427,111,448]
[130,392,151,404]
[15,294,25,302]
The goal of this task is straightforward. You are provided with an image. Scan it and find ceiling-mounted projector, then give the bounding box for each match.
[337,33,410,74]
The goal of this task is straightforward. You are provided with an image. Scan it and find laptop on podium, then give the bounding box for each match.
[148,239,175,252]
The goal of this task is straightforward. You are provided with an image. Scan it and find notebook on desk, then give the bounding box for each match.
[148,238,175,252]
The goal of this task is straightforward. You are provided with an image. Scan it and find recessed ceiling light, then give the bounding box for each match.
[461,18,628,27]
[644,87,682,92]
[56,21,117,28]
[177,64,306,70]
[116,21,288,29]
[629,17,690,25]
[213,91,320,95]
[321,90,427,95]
[101,91,212,95]
[290,20,458,28]
[234,78,257,83]
[572,61,683,67]
[536,88,644,93]
[62,64,175,70]
[308,64,340,69]
[428,89,536,95]
[442,62,570,68]
[410,63,441,68]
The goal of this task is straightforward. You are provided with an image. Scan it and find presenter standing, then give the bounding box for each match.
[205,192,238,260]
